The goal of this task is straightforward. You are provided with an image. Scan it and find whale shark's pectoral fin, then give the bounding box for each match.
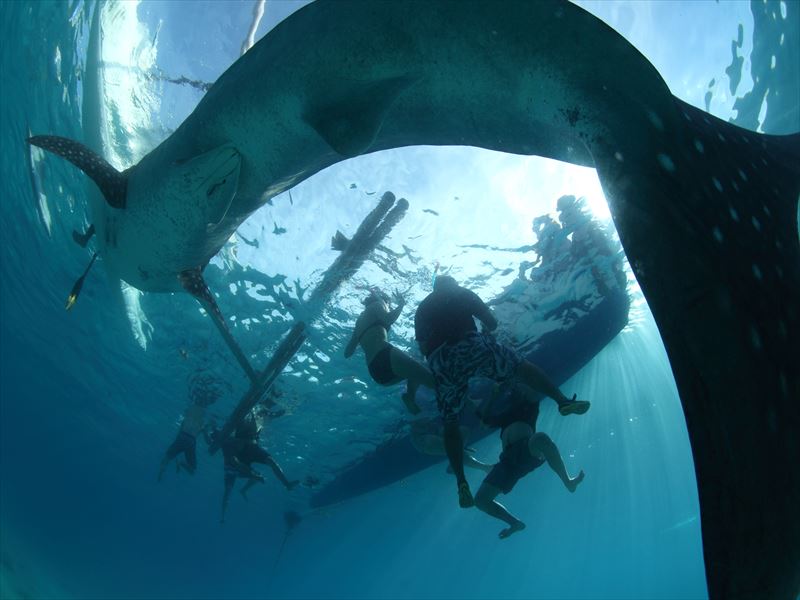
[179,268,257,383]
[27,136,127,209]
[304,75,419,157]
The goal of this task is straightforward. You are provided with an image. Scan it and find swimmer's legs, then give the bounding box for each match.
[529,432,585,492]
[515,361,589,414]
[240,476,261,500]
[263,456,299,491]
[390,349,435,414]
[444,419,473,507]
[474,481,525,539]
[221,472,236,524]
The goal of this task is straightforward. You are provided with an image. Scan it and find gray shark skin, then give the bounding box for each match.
[30,1,798,596]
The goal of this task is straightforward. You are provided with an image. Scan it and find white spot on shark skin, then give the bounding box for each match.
[54,46,62,84]
[780,1,787,19]
[778,320,788,339]
[694,139,704,153]
[779,372,788,398]
[717,132,726,142]
[647,110,664,131]
[712,227,724,243]
[614,151,624,162]
[775,265,784,278]
[729,206,740,222]
[750,326,762,350]
[738,168,748,182]
[763,205,772,218]
[712,177,723,192]
[731,180,740,192]
[682,111,692,122]
[657,153,675,172]
[751,216,762,232]
[770,55,776,70]
[752,264,763,280]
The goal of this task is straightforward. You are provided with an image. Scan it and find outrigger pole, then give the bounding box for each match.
[209,191,408,453]
[208,321,307,454]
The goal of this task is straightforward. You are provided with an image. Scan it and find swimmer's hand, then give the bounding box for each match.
[392,290,405,307]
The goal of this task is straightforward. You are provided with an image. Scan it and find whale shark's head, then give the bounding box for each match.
[115,143,243,290]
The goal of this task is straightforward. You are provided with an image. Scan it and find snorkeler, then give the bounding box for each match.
[213,406,299,524]
[158,377,221,482]
[474,384,584,539]
[344,288,435,415]
[414,274,589,508]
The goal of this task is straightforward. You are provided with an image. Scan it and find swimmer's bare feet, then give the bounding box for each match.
[499,520,526,539]
[566,469,585,493]
[401,391,421,415]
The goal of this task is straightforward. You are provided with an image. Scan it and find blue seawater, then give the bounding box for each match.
[1,1,795,599]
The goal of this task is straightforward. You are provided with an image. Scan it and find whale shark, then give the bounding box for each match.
[29,1,799,596]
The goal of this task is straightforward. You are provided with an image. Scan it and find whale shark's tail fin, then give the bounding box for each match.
[27,136,127,209]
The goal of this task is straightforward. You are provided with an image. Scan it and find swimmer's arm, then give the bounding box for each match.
[468,291,498,332]
[384,303,404,326]
[344,313,366,358]
[344,329,360,358]
[385,290,406,326]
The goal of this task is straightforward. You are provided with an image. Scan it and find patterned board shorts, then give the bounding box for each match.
[427,332,522,422]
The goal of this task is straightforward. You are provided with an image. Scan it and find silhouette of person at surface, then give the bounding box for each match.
[210,406,298,524]
[158,375,223,482]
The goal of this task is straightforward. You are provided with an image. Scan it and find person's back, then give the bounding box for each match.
[415,275,495,357]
